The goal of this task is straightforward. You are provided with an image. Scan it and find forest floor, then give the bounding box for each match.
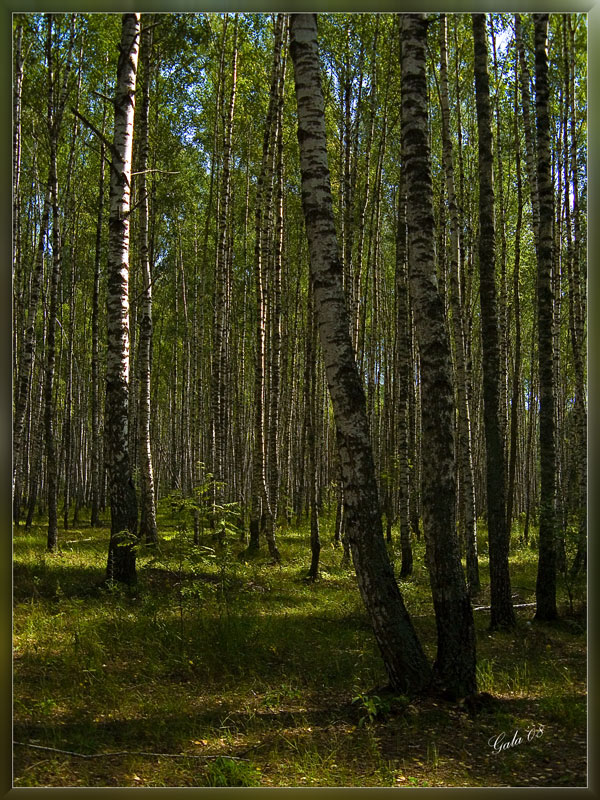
[13,506,587,788]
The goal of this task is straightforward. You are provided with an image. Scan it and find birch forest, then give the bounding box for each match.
[13,12,587,789]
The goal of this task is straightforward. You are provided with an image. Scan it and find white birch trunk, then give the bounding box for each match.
[106,12,140,584]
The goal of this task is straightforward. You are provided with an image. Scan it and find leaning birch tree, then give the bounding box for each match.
[290,12,431,695]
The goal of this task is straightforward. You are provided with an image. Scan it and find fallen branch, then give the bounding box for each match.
[13,741,248,761]
[473,603,536,612]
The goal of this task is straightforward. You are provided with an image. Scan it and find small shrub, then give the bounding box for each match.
[352,692,391,726]
[202,757,261,787]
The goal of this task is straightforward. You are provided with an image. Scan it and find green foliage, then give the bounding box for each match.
[352,692,391,726]
[161,465,242,543]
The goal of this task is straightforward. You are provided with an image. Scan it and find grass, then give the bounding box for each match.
[13,505,587,787]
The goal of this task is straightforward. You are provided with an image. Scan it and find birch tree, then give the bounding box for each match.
[533,14,558,620]
[105,12,141,584]
[472,12,515,630]
[395,176,413,578]
[137,15,158,545]
[564,14,587,580]
[439,13,479,595]
[265,14,288,560]
[400,12,476,698]
[515,14,540,248]
[506,79,523,534]
[249,14,286,559]
[212,13,238,516]
[90,98,107,528]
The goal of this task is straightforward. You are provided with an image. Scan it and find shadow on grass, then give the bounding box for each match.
[13,600,387,698]
[13,698,362,755]
[13,562,107,603]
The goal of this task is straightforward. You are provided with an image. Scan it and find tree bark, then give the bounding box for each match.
[90,98,107,528]
[249,14,285,559]
[306,278,321,580]
[400,13,476,698]
[137,14,159,545]
[26,353,46,530]
[106,13,140,584]
[395,178,413,578]
[533,14,558,620]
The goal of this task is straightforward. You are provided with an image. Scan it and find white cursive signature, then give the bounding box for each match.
[488,725,544,754]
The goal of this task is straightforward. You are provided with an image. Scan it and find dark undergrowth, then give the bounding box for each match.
[13,506,586,787]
